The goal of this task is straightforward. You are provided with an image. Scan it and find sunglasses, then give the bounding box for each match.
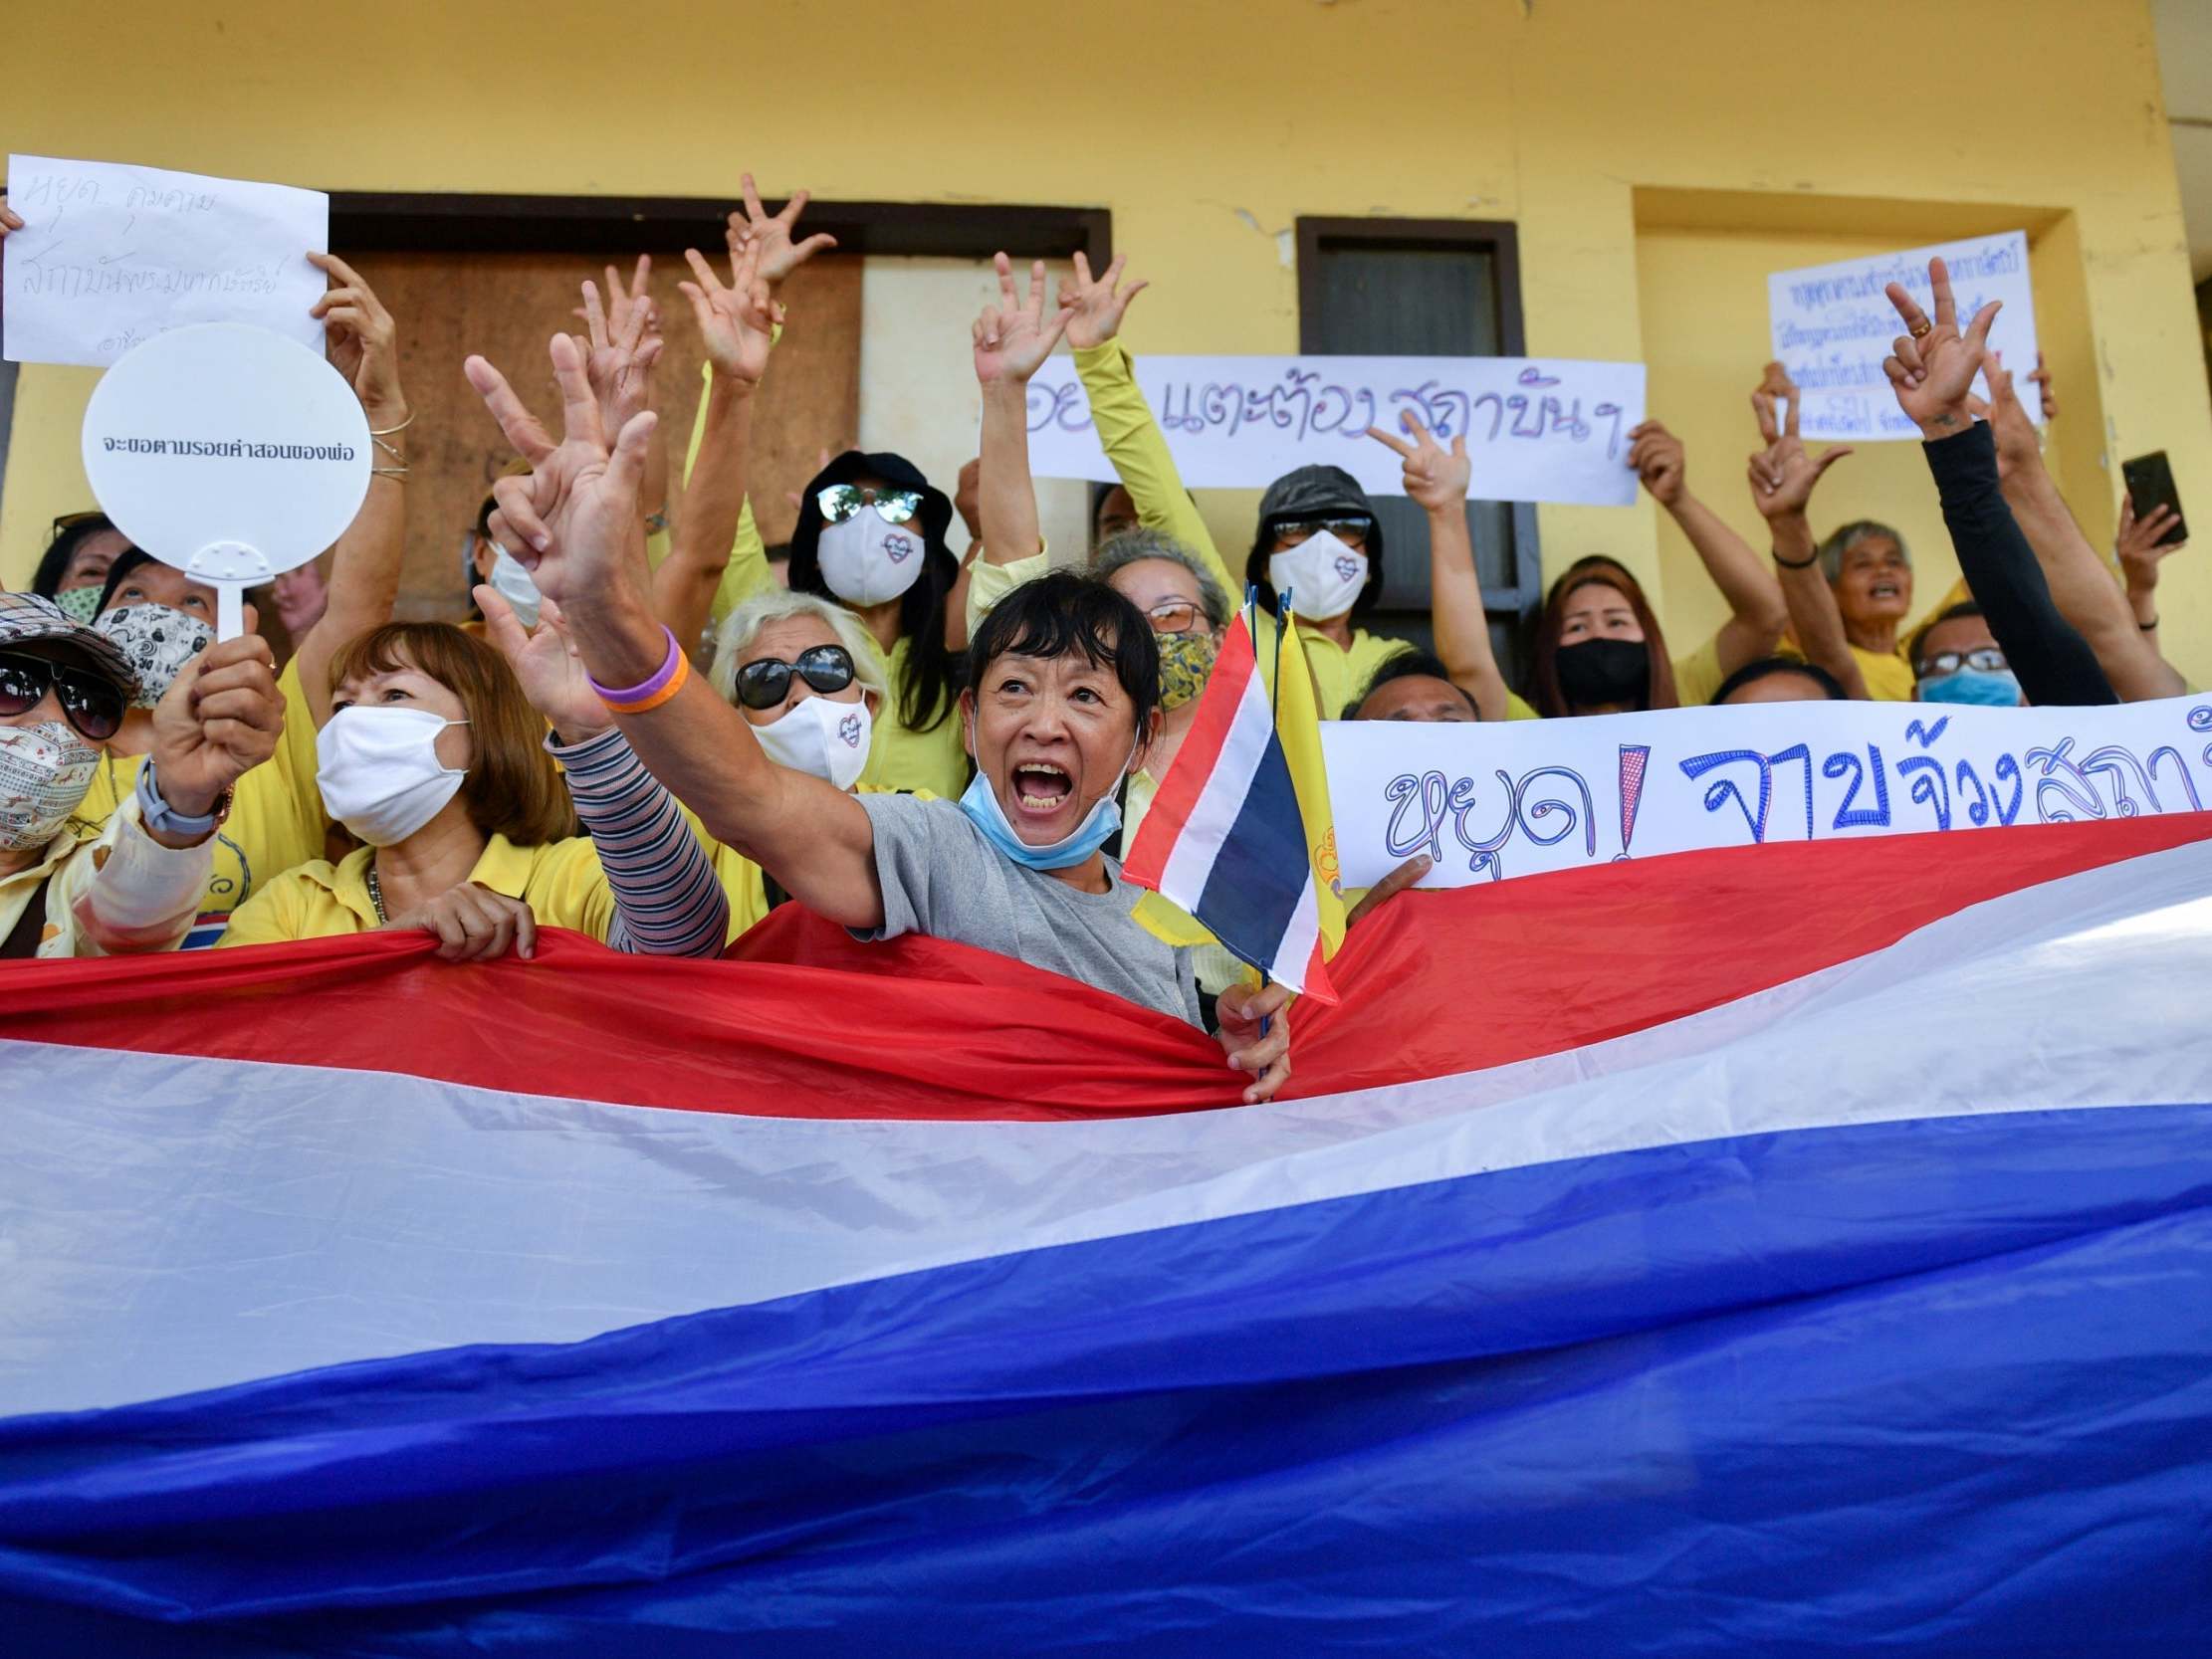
[1276,517,1373,545]
[734,644,856,711]
[49,510,110,538]
[0,648,126,742]
[1916,646,2008,679]
[817,484,923,526]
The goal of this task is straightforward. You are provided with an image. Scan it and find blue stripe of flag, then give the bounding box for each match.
[1192,725,1308,971]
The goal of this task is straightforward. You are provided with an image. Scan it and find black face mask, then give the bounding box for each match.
[1556,638,1651,710]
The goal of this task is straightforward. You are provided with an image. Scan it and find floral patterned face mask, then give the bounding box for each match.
[1155,630,1220,711]
[94,603,214,709]
[0,721,98,853]
[52,585,105,625]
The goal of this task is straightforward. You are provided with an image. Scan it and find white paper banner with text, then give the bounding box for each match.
[1023,355,1648,507]
[4,154,328,367]
[1768,231,2039,443]
[1323,695,2212,890]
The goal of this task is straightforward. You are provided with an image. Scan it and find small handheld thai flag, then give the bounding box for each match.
[1123,607,1347,1002]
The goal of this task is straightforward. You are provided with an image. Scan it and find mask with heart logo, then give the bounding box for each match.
[1266,529,1370,620]
[815,511,927,607]
[751,693,874,789]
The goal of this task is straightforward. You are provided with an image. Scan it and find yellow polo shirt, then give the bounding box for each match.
[217,833,618,947]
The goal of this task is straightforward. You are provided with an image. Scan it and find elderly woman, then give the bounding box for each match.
[0,594,284,958]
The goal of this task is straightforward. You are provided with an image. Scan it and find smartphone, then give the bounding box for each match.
[2121,451,2189,546]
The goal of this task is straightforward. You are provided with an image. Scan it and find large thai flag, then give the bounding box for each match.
[2,815,2208,1655]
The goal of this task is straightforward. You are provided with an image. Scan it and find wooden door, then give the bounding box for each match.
[342,249,862,620]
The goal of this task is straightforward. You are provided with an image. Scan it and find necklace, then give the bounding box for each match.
[365,860,388,924]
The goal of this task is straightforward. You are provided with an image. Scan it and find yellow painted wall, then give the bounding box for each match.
[5,0,2206,681]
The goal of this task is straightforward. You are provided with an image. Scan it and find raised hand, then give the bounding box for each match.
[148,634,284,824]
[2116,494,2186,594]
[1626,420,1687,508]
[1881,256,2000,439]
[1964,352,2041,483]
[1056,251,1150,352]
[381,882,539,961]
[308,254,407,425]
[974,254,1074,387]
[478,586,610,739]
[1217,979,1293,1105]
[679,233,782,387]
[1367,414,1469,513]
[1746,382,1853,520]
[577,258,664,439]
[464,332,658,611]
[729,173,837,288]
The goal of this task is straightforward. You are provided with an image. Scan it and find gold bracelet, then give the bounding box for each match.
[371,464,411,480]
[367,411,416,437]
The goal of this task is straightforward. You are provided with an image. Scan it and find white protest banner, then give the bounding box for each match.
[1768,231,2039,443]
[4,154,328,368]
[1024,355,1647,508]
[82,323,370,640]
[1323,695,2211,890]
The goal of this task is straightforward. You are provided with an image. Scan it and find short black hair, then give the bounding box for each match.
[1907,600,1986,671]
[1710,655,1848,705]
[96,545,160,613]
[1346,648,1479,720]
[967,569,1158,734]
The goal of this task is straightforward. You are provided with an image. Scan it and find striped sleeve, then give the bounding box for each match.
[551,728,729,958]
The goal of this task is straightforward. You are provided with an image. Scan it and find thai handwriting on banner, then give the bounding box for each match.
[1779,242,2023,314]
[1028,364,1628,463]
[1365,704,2212,882]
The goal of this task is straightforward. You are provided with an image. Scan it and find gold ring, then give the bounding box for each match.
[1908,320,1933,339]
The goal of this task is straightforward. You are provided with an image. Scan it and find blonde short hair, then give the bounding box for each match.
[709,588,890,706]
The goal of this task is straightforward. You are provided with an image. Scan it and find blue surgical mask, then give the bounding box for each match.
[1918,667,2022,707]
[957,738,1133,871]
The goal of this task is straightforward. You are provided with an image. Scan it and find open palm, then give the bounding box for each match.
[1056,251,1149,351]
[974,253,1072,386]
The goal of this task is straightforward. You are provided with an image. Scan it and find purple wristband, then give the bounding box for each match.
[587,626,682,706]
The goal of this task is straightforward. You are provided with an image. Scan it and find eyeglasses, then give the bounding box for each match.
[733,644,856,711]
[0,649,126,741]
[1143,599,1206,635]
[1275,517,1373,546]
[49,511,110,540]
[1915,646,2008,679]
[816,485,923,526]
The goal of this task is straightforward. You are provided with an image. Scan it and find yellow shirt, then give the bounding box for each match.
[217,833,619,947]
[76,656,328,926]
[860,637,972,798]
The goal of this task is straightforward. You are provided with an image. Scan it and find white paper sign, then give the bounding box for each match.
[1024,355,1647,507]
[1323,695,2211,890]
[82,322,370,636]
[1768,231,2040,443]
[3,154,328,367]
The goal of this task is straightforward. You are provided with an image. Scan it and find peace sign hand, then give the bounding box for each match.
[1056,252,1150,351]
[464,333,658,612]
[1881,256,2001,440]
[974,253,1074,387]
[576,258,664,439]
[1746,376,1852,520]
[680,233,783,388]
[730,173,837,288]
[1367,413,1469,513]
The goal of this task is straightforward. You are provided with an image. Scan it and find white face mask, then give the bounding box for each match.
[316,706,471,848]
[751,694,873,790]
[0,721,99,853]
[1267,529,1369,621]
[815,511,927,606]
[95,602,215,709]
[485,542,544,630]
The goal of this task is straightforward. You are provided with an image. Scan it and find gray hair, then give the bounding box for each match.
[1818,518,1911,586]
[709,588,890,705]
[1091,528,1232,629]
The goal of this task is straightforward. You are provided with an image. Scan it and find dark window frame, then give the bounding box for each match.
[1293,215,1542,640]
[330,193,1113,265]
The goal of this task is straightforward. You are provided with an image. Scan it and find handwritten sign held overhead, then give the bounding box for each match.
[1323,694,2209,892]
[3,154,328,368]
[1768,231,2040,443]
[1023,355,1648,508]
